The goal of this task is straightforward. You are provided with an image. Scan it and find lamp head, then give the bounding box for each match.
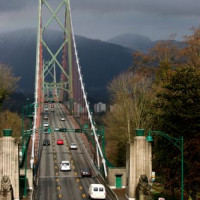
[146,131,153,142]
[146,135,153,142]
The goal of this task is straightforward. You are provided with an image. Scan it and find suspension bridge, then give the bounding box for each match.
[20,0,117,199]
[0,1,185,199]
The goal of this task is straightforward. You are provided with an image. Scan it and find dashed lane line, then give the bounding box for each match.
[51,114,88,200]
[56,178,60,182]
[79,185,83,190]
[76,178,80,183]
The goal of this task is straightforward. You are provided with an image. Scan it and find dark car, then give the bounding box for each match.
[81,168,92,177]
[44,128,50,134]
[60,128,67,132]
[43,139,50,146]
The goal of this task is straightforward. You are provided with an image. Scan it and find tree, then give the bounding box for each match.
[104,72,155,166]
[131,35,180,83]
[0,64,20,110]
[0,110,21,140]
[181,26,200,69]
[131,36,180,99]
[155,67,200,199]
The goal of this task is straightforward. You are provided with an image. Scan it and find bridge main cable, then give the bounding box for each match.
[68,0,107,177]
[31,0,42,168]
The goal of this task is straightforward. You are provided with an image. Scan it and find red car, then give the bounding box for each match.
[57,139,64,145]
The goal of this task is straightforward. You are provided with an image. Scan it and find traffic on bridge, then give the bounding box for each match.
[36,102,112,200]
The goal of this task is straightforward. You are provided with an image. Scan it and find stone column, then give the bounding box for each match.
[125,130,152,200]
[0,130,19,200]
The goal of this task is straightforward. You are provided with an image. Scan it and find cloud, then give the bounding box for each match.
[133,0,200,17]
[70,0,200,17]
[0,0,35,11]
[2,0,200,17]
[0,0,200,42]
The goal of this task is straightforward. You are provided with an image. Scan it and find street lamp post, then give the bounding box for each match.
[146,130,184,200]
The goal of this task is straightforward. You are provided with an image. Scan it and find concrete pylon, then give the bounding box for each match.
[125,134,152,200]
[0,130,19,200]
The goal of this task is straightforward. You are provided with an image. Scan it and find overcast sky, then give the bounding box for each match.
[0,0,200,41]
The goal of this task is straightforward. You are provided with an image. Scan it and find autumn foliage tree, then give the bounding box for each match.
[104,72,155,166]
[0,63,21,138]
[0,63,20,110]
[181,26,200,69]
[0,110,21,139]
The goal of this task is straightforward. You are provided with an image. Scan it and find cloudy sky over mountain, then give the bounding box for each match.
[0,0,200,41]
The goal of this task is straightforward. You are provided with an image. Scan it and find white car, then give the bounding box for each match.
[60,161,70,171]
[70,143,78,150]
[54,127,60,131]
[88,184,106,200]
[43,122,49,127]
[60,117,65,121]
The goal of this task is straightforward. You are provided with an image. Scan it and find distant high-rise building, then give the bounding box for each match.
[94,102,106,113]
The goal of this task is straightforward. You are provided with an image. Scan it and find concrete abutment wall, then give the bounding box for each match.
[0,136,19,200]
[125,136,152,200]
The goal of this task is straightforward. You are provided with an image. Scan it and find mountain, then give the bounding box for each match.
[108,33,155,52]
[0,29,133,102]
[108,33,184,53]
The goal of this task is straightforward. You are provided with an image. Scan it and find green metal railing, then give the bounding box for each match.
[20,103,34,197]
[83,124,115,168]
